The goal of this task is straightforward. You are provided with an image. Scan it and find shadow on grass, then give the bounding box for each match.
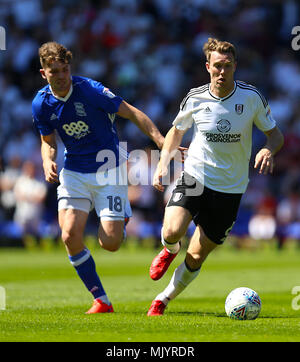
[166,311,299,319]
[168,311,226,317]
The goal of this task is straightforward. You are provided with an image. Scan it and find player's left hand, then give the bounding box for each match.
[254,148,274,175]
[153,165,168,192]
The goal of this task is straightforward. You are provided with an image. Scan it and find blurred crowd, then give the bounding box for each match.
[0,0,300,248]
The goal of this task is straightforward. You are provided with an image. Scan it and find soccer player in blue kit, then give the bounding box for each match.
[32,42,164,314]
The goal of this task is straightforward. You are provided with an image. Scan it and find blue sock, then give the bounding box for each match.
[69,248,109,302]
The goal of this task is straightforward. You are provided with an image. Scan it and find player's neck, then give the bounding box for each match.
[50,82,72,99]
[210,81,235,99]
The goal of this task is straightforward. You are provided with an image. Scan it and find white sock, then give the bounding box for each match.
[161,228,180,254]
[155,261,201,305]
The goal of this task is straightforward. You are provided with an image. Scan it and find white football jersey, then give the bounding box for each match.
[173,81,276,194]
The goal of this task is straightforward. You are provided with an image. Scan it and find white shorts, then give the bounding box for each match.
[57,168,132,220]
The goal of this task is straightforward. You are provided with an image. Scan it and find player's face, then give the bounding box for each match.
[40,61,72,97]
[206,51,236,96]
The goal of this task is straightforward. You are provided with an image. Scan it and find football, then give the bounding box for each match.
[225,287,261,320]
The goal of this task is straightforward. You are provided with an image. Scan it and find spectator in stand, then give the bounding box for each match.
[276,185,300,248]
[0,156,22,221]
[13,160,47,240]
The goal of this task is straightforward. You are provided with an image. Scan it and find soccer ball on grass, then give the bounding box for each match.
[225,287,261,320]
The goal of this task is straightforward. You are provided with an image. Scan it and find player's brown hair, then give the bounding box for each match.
[203,37,237,63]
[39,41,72,68]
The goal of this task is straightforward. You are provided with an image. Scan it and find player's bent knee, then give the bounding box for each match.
[61,230,75,247]
[98,237,122,252]
[163,226,184,244]
[61,229,84,253]
[105,243,121,252]
[98,220,124,252]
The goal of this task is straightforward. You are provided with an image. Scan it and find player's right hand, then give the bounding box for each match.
[153,166,168,192]
[43,160,59,183]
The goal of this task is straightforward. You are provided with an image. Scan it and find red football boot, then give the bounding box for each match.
[147,300,167,316]
[149,245,180,281]
[85,299,114,314]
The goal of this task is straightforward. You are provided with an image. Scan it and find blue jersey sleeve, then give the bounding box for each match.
[32,93,55,135]
[80,77,123,114]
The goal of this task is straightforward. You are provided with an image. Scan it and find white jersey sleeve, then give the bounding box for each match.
[172,97,194,131]
[253,92,276,132]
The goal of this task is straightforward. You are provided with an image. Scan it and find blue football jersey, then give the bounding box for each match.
[32,76,124,173]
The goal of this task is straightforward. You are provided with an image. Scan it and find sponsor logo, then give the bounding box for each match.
[62,120,90,139]
[205,119,241,143]
[206,132,241,143]
[217,119,231,133]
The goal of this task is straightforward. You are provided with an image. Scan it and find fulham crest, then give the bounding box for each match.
[235,104,244,115]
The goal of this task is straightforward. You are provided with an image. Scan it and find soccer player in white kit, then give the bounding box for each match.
[147,38,284,316]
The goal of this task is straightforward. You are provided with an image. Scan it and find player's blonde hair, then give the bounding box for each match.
[39,41,72,68]
[203,37,237,63]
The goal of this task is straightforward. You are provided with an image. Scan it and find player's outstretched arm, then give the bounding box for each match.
[254,126,284,175]
[41,133,59,183]
[153,126,186,192]
[117,101,164,149]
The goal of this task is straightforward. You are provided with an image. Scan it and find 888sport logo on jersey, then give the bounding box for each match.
[62,121,90,139]
[61,102,90,139]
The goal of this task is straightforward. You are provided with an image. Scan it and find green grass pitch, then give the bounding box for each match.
[0,240,300,342]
